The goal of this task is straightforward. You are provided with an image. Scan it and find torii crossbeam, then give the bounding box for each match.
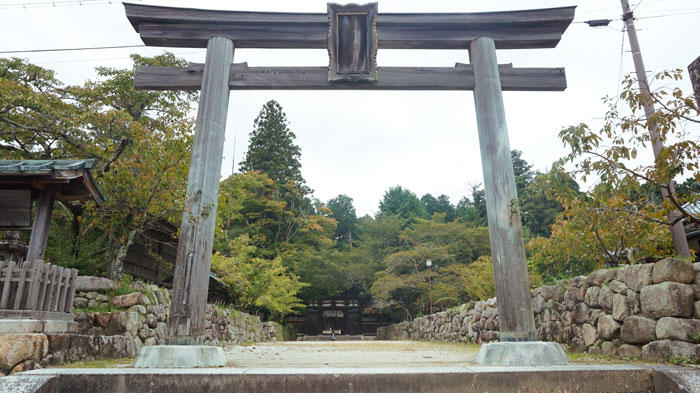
[124,3,575,354]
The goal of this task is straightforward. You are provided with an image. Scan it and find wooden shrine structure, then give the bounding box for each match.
[124,3,575,343]
[0,160,104,324]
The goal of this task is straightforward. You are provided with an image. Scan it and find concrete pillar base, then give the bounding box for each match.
[476,341,569,366]
[133,345,227,368]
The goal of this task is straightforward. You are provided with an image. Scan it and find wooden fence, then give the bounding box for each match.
[0,259,78,321]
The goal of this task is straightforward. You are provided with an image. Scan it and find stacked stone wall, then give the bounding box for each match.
[0,280,280,375]
[378,258,700,362]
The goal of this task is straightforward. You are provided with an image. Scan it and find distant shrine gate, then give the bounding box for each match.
[124,3,575,343]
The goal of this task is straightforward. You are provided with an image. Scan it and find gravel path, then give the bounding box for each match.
[224,340,479,368]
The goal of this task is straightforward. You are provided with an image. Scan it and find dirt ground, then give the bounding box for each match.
[224,340,480,368]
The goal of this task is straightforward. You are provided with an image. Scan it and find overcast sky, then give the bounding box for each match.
[1,0,698,216]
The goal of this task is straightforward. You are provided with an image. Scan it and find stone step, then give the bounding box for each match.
[9,365,697,393]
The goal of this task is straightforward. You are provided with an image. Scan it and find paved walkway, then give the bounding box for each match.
[224,340,479,368]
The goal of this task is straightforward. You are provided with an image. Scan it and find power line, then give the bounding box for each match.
[0,44,145,54]
[0,0,135,10]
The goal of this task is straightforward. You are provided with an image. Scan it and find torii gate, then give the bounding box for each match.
[124,2,575,359]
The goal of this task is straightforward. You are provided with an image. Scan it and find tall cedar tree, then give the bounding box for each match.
[239,100,307,192]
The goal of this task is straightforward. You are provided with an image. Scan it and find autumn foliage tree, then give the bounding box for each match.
[559,70,699,255]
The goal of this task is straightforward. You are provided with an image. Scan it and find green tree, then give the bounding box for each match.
[520,168,580,237]
[327,194,357,248]
[559,70,699,257]
[527,186,672,280]
[0,55,195,278]
[454,195,486,227]
[211,234,308,320]
[421,193,456,221]
[239,100,307,190]
[511,150,535,195]
[378,186,428,222]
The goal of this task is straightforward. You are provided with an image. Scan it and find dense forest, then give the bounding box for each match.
[1,56,698,322]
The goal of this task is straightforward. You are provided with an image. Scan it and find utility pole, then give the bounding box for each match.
[620,0,690,258]
[689,57,700,107]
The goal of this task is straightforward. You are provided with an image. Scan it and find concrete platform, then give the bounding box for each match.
[4,341,700,392]
[0,319,76,334]
[12,364,700,393]
[133,345,226,368]
[476,341,569,366]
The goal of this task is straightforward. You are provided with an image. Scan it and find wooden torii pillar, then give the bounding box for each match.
[124,3,575,344]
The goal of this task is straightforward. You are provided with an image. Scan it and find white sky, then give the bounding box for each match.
[1,0,698,216]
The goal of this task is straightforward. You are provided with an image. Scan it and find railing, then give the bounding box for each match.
[0,259,78,321]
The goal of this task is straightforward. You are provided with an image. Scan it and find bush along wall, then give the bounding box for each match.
[377,258,700,363]
[0,279,281,375]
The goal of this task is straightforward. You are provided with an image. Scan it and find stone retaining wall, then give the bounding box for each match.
[0,279,281,375]
[378,258,700,362]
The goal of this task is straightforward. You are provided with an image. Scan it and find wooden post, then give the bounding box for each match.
[470,36,536,342]
[168,36,234,340]
[689,56,700,107]
[26,185,57,265]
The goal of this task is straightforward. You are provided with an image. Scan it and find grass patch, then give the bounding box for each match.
[73,304,121,314]
[58,358,134,368]
[567,351,648,365]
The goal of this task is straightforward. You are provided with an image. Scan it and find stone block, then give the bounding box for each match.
[597,314,620,340]
[642,339,696,361]
[112,292,143,308]
[133,336,143,354]
[588,269,615,286]
[652,257,694,284]
[601,341,617,356]
[609,280,627,294]
[128,305,147,315]
[584,286,600,308]
[572,303,590,324]
[655,317,700,342]
[105,312,139,336]
[47,333,70,353]
[146,314,158,329]
[91,312,109,329]
[617,264,653,291]
[627,290,641,315]
[588,309,603,325]
[618,344,642,359]
[582,323,598,347]
[73,297,88,308]
[612,294,629,321]
[533,295,546,313]
[598,286,614,311]
[621,316,656,344]
[9,359,39,374]
[75,276,118,291]
[564,287,580,310]
[640,282,694,318]
[695,301,700,319]
[0,334,48,372]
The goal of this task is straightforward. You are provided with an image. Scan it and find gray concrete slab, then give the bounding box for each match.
[0,319,76,334]
[476,341,569,366]
[14,341,700,392]
[21,364,661,393]
[132,345,226,368]
[0,375,56,393]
